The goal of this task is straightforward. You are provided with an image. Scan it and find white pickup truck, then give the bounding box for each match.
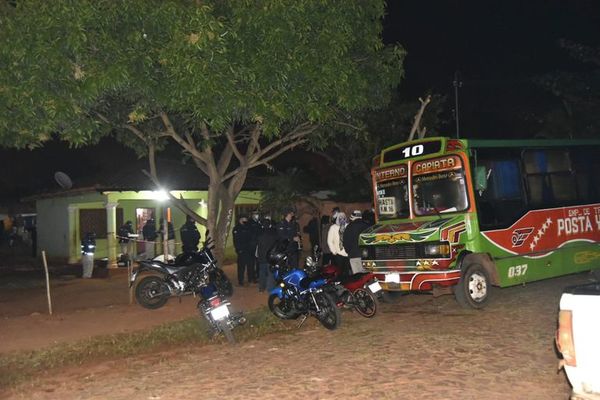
[556,282,600,400]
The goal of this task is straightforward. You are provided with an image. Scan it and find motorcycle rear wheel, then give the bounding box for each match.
[268,294,301,320]
[352,288,378,318]
[216,320,236,344]
[314,292,341,330]
[135,276,169,309]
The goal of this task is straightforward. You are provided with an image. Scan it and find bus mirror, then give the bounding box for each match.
[475,166,488,192]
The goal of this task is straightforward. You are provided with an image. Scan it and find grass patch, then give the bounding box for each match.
[0,306,293,389]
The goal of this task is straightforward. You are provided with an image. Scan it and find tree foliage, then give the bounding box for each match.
[0,0,404,255]
[535,39,600,138]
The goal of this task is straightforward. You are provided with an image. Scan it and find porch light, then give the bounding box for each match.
[151,189,170,201]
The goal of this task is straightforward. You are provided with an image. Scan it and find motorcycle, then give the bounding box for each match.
[267,242,341,330]
[130,238,244,342]
[305,246,382,318]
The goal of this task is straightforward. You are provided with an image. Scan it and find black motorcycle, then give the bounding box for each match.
[130,239,244,342]
[131,242,233,310]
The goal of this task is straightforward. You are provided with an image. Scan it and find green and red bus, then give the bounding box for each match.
[359,136,600,308]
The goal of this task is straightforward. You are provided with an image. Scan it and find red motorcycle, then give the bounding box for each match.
[305,249,382,318]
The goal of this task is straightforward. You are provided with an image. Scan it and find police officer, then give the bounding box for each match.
[118,220,134,260]
[81,232,96,278]
[276,207,301,268]
[180,215,201,253]
[233,215,254,286]
[142,217,158,259]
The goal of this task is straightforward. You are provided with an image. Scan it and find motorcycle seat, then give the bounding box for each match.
[339,272,371,285]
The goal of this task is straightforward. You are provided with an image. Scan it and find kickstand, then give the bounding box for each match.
[296,314,308,329]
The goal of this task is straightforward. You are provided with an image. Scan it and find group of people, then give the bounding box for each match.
[318,206,374,277]
[232,210,283,293]
[117,215,201,261]
[233,205,375,294]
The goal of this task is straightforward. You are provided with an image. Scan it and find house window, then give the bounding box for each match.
[79,208,123,239]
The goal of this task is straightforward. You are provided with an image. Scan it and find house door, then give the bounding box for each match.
[136,208,155,254]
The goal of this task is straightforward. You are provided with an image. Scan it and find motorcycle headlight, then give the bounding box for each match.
[423,242,451,257]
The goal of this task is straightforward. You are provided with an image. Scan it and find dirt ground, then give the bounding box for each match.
[0,263,264,354]
[1,264,596,399]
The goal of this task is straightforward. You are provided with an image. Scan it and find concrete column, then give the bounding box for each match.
[105,202,118,267]
[67,205,79,264]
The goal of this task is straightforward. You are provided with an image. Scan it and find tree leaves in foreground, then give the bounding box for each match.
[0,0,404,255]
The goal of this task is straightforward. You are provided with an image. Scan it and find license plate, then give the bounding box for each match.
[385,273,400,283]
[210,304,230,320]
[368,281,382,293]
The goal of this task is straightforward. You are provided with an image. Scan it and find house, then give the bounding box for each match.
[28,158,264,265]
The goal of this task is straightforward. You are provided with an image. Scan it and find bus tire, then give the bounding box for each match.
[454,263,492,309]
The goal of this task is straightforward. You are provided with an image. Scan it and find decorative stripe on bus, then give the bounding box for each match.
[481,204,600,256]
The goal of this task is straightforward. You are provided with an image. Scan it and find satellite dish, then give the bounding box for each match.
[54,171,73,190]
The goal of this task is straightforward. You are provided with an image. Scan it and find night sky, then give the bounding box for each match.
[1,0,599,204]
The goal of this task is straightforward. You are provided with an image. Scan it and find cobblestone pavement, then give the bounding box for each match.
[4,272,594,400]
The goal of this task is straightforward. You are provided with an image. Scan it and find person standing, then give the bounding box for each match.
[142,216,158,259]
[158,218,176,257]
[180,216,201,254]
[320,215,333,265]
[248,211,263,283]
[233,215,254,286]
[327,212,350,276]
[303,215,320,254]
[81,232,96,279]
[343,210,370,274]
[256,218,278,293]
[118,220,134,259]
[276,207,301,268]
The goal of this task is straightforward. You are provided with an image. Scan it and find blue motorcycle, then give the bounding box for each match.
[267,244,341,330]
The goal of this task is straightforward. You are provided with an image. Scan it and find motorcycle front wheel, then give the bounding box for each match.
[314,292,341,330]
[268,294,301,320]
[352,288,378,318]
[135,276,169,309]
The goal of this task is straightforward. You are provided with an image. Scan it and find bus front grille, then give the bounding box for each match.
[374,244,418,260]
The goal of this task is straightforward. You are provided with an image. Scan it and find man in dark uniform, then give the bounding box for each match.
[233,215,254,286]
[247,210,263,283]
[180,215,201,253]
[276,207,301,268]
[142,216,158,259]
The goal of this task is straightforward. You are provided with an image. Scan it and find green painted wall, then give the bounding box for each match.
[36,189,262,264]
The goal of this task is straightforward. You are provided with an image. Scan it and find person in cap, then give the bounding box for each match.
[342,210,370,274]
[233,215,254,286]
[118,220,134,259]
[276,207,301,268]
[327,211,350,276]
[180,215,201,253]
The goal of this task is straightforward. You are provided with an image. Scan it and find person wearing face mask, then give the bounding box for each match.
[327,212,350,277]
[248,210,263,283]
[276,207,301,268]
[233,215,254,286]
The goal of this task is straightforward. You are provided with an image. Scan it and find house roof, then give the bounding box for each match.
[23,157,268,201]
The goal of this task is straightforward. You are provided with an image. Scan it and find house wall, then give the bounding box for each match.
[36,192,107,261]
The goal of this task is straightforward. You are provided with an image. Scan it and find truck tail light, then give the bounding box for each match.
[556,310,577,367]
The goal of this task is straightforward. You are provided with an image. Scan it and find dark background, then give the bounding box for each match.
[1,0,599,205]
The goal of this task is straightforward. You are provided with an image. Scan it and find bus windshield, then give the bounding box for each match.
[376,177,410,221]
[412,169,469,216]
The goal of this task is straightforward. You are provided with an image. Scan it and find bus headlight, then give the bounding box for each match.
[423,242,451,257]
[361,248,370,259]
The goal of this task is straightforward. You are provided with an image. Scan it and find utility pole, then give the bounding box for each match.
[453,70,462,138]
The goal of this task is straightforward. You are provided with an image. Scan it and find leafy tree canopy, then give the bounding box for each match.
[0,0,404,254]
[0,0,404,149]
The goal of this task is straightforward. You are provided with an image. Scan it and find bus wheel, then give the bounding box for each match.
[454,263,491,309]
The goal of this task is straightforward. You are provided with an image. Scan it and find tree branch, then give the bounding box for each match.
[141,169,208,225]
[408,95,432,141]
